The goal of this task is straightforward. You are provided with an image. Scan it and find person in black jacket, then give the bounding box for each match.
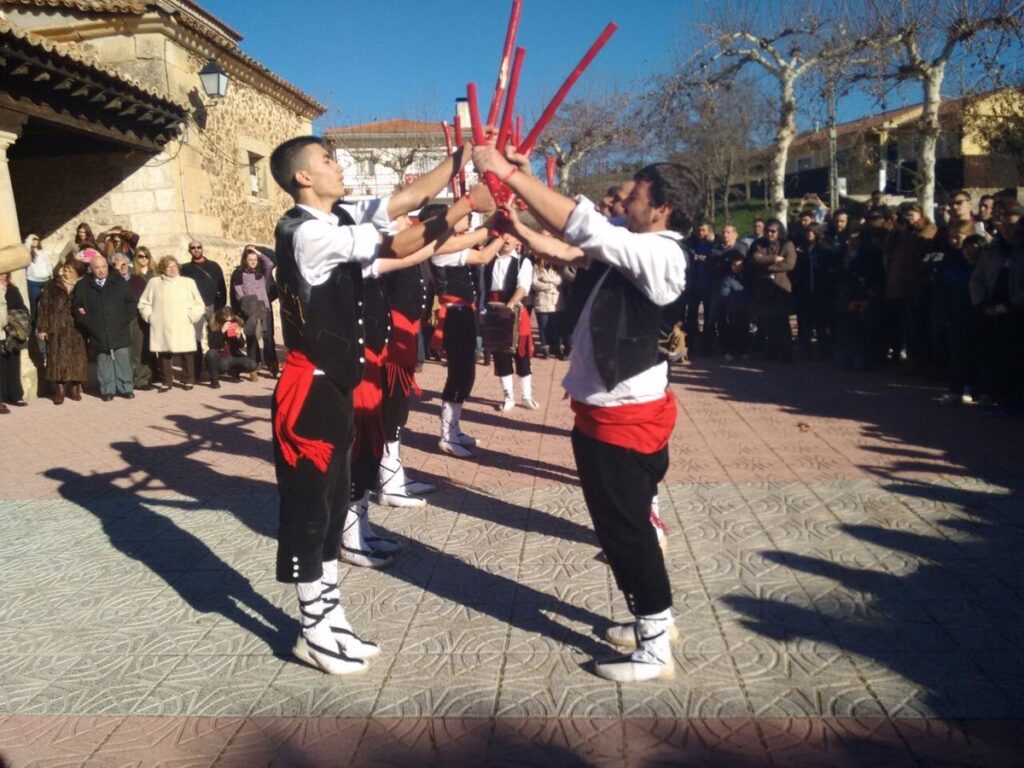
[180,240,226,379]
[73,254,136,401]
[0,272,29,412]
[204,307,258,388]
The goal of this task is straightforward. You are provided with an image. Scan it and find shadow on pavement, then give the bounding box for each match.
[679,358,1024,718]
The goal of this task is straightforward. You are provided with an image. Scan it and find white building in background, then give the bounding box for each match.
[325,118,477,200]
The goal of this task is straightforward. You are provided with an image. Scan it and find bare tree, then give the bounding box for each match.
[536,92,639,193]
[653,77,767,220]
[678,1,897,218]
[872,0,1023,213]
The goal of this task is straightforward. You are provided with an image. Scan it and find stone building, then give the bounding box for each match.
[782,91,1024,199]
[0,0,322,397]
[326,118,477,200]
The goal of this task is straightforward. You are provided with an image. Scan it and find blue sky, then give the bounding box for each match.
[199,0,979,133]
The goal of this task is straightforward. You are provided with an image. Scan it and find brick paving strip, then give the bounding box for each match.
[0,358,1021,766]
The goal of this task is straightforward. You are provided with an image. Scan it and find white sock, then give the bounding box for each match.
[440,401,455,442]
[342,499,367,552]
[520,374,532,401]
[500,375,514,399]
[296,580,333,646]
[379,440,406,493]
[635,608,673,662]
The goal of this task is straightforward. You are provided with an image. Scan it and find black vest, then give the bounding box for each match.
[275,206,364,388]
[362,276,390,354]
[433,261,477,304]
[483,255,519,301]
[588,263,669,391]
[383,265,428,320]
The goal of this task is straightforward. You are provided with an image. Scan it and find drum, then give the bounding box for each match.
[481,302,520,354]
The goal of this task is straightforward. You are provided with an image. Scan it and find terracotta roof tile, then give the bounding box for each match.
[0,0,145,14]
[791,98,964,149]
[325,119,441,136]
[0,16,189,113]
[1,0,323,117]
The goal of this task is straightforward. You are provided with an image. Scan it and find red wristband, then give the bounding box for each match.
[500,166,518,183]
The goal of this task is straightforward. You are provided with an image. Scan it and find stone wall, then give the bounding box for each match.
[9,29,311,274]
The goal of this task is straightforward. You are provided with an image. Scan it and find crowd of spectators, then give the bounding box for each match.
[1,222,281,411]
[672,190,1024,415]
[5,186,1021,417]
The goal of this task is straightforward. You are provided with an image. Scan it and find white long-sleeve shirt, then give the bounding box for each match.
[560,196,687,407]
[293,197,392,285]
[485,251,532,298]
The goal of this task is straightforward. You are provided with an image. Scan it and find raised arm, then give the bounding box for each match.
[472,144,576,234]
[502,203,585,266]
[374,242,439,275]
[383,183,494,259]
[465,234,505,266]
[387,142,473,219]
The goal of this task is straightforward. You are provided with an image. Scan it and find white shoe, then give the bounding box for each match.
[292,635,367,675]
[520,397,539,410]
[439,439,473,458]
[593,648,675,682]
[403,478,436,495]
[961,393,975,406]
[498,397,515,412]
[330,627,380,660]
[452,430,479,448]
[937,392,961,406]
[340,545,394,569]
[364,534,403,554]
[605,621,680,649]
[379,490,427,508]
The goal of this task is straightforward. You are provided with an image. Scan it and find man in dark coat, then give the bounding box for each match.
[180,240,226,379]
[73,254,136,400]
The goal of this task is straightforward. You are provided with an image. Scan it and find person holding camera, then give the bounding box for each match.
[204,307,258,389]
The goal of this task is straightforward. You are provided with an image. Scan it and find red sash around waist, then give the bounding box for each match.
[571,391,677,453]
[273,350,334,473]
[430,294,475,355]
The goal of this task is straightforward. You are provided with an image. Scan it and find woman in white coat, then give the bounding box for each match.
[138,255,206,391]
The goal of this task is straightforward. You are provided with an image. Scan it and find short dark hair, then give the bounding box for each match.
[632,163,693,233]
[979,194,995,204]
[270,136,331,195]
[949,189,971,202]
[418,203,448,222]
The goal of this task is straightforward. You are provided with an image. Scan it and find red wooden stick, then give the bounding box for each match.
[545,156,557,189]
[453,114,466,198]
[497,46,526,150]
[514,115,524,147]
[517,21,618,155]
[467,82,508,204]
[466,82,486,145]
[487,0,523,127]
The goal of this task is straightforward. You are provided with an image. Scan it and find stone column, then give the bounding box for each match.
[0,113,36,400]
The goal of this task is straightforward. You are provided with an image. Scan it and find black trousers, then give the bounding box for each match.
[382,367,410,442]
[205,350,257,383]
[571,427,672,616]
[493,350,530,377]
[273,375,353,583]
[441,305,476,403]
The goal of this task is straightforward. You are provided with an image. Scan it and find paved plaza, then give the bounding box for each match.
[0,355,1022,766]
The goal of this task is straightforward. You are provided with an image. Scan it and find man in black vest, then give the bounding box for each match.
[474,144,690,683]
[483,234,538,411]
[268,135,486,675]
